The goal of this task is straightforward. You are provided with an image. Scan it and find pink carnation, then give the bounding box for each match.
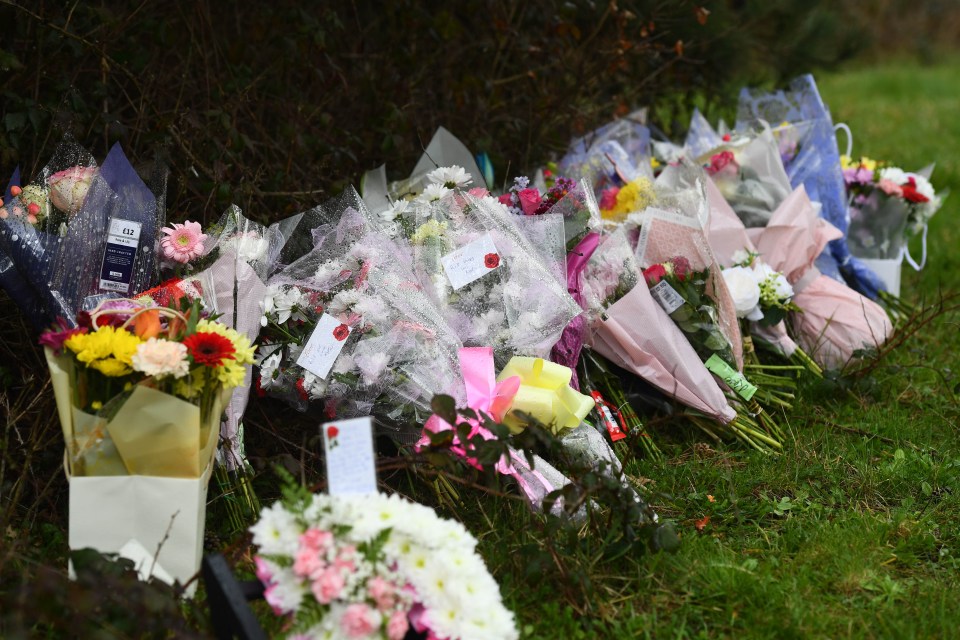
[367,575,397,611]
[517,187,542,215]
[387,610,409,640]
[311,568,345,604]
[340,603,378,638]
[161,220,207,264]
[293,546,325,579]
[253,556,274,584]
[877,179,903,197]
[300,528,334,551]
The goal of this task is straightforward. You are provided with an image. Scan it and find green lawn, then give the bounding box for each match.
[480,59,960,639]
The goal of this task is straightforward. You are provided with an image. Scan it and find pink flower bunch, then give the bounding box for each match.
[160,220,207,264]
[706,150,739,179]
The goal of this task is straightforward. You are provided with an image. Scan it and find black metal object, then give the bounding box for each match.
[202,554,268,640]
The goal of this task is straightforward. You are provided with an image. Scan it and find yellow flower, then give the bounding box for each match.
[90,358,133,377]
[410,219,448,245]
[861,157,877,171]
[215,362,247,388]
[840,155,854,170]
[196,319,255,364]
[601,177,655,222]
[650,157,661,170]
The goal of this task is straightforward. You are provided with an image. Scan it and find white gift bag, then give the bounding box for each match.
[66,453,213,597]
[859,257,902,298]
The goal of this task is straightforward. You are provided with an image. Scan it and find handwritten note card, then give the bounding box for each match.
[296,313,351,380]
[441,233,500,290]
[322,416,377,495]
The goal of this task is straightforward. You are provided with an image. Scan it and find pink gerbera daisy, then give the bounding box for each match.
[161,221,207,264]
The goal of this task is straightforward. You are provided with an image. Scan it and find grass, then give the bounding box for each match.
[2,58,959,638]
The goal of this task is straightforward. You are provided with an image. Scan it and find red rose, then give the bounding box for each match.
[326,425,339,439]
[498,193,514,207]
[484,253,500,269]
[901,177,930,204]
[332,324,350,341]
[643,264,666,286]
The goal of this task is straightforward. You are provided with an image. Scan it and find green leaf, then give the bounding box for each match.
[430,394,457,425]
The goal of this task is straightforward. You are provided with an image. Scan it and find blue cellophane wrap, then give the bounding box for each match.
[0,167,51,329]
[560,112,653,191]
[736,74,886,299]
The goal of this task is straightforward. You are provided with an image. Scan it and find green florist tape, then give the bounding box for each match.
[705,354,757,401]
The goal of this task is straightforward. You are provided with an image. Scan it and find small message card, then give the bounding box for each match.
[296,313,352,380]
[441,232,500,290]
[322,416,377,495]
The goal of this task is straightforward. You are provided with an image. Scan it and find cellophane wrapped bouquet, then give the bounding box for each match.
[257,200,464,436]
[378,166,581,365]
[251,488,518,640]
[43,297,253,478]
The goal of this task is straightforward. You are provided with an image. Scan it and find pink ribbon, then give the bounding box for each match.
[418,347,555,504]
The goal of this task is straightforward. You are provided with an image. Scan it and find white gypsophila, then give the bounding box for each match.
[427,165,473,189]
[731,249,752,266]
[417,183,452,204]
[327,288,363,316]
[722,266,763,321]
[223,231,269,263]
[249,502,302,556]
[879,166,908,186]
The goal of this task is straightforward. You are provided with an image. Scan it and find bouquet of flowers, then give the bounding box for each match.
[843,156,945,268]
[736,74,888,298]
[0,135,100,327]
[258,205,464,436]
[579,229,774,450]
[43,297,253,477]
[381,167,581,364]
[250,489,518,640]
[749,186,893,370]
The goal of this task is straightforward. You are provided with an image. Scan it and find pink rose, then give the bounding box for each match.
[340,603,378,638]
[498,193,514,207]
[599,186,620,211]
[48,165,98,213]
[877,179,903,197]
[517,187,542,215]
[387,610,409,640]
[311,568,346,604]
[706,151,738,179]
[367,576,397,611]
[468,187,490,198]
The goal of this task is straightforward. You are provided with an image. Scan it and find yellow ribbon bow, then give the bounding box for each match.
[495,357,595,434]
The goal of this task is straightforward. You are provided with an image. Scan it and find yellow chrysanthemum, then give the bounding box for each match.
[90,358,133,377]
[196,319,255,364]
[410,219,448,245]
[601,177,656,222]
[840,155,855,170]
[215,362,247,388]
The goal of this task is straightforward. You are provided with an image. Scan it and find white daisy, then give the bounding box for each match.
[426,165,473,189]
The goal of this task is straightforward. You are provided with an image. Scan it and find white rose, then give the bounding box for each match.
[722,266,763,320]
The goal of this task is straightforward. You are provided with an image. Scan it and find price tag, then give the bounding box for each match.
[98,218,142,293]
[296,313,351,380]
[441,233,500,290]
[322,416,377,495]
[649,279,685,314]
[704,354,757,401]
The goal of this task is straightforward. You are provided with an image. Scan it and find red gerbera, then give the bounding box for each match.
[183,331,236,366]
[484,253,500,269]
[332,324,350,341]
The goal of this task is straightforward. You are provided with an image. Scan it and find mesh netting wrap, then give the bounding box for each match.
[50,142,164,323]
[262,205,464,442]
[581,229,737,423]
[0,167,50,329]
[201,205,285,282]
[736,74,886,298]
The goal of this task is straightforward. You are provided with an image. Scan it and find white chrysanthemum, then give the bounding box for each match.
[879,167,908,186]
[417,183,452,204]
[256,351,283,389]
[131,338,190,379]
[380,199,411,222]
[263,567,308,615]
[327,289,362,315]
[223,230,269,263]
[354,351,391,386]
[249,502,302,555]
[331,352,357,375]
[426,165,473,189]
[722,266,763,320]
[314,260,348,288]
[302,371,328,399]
[352,295,389,327]
[261,284,309,326]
